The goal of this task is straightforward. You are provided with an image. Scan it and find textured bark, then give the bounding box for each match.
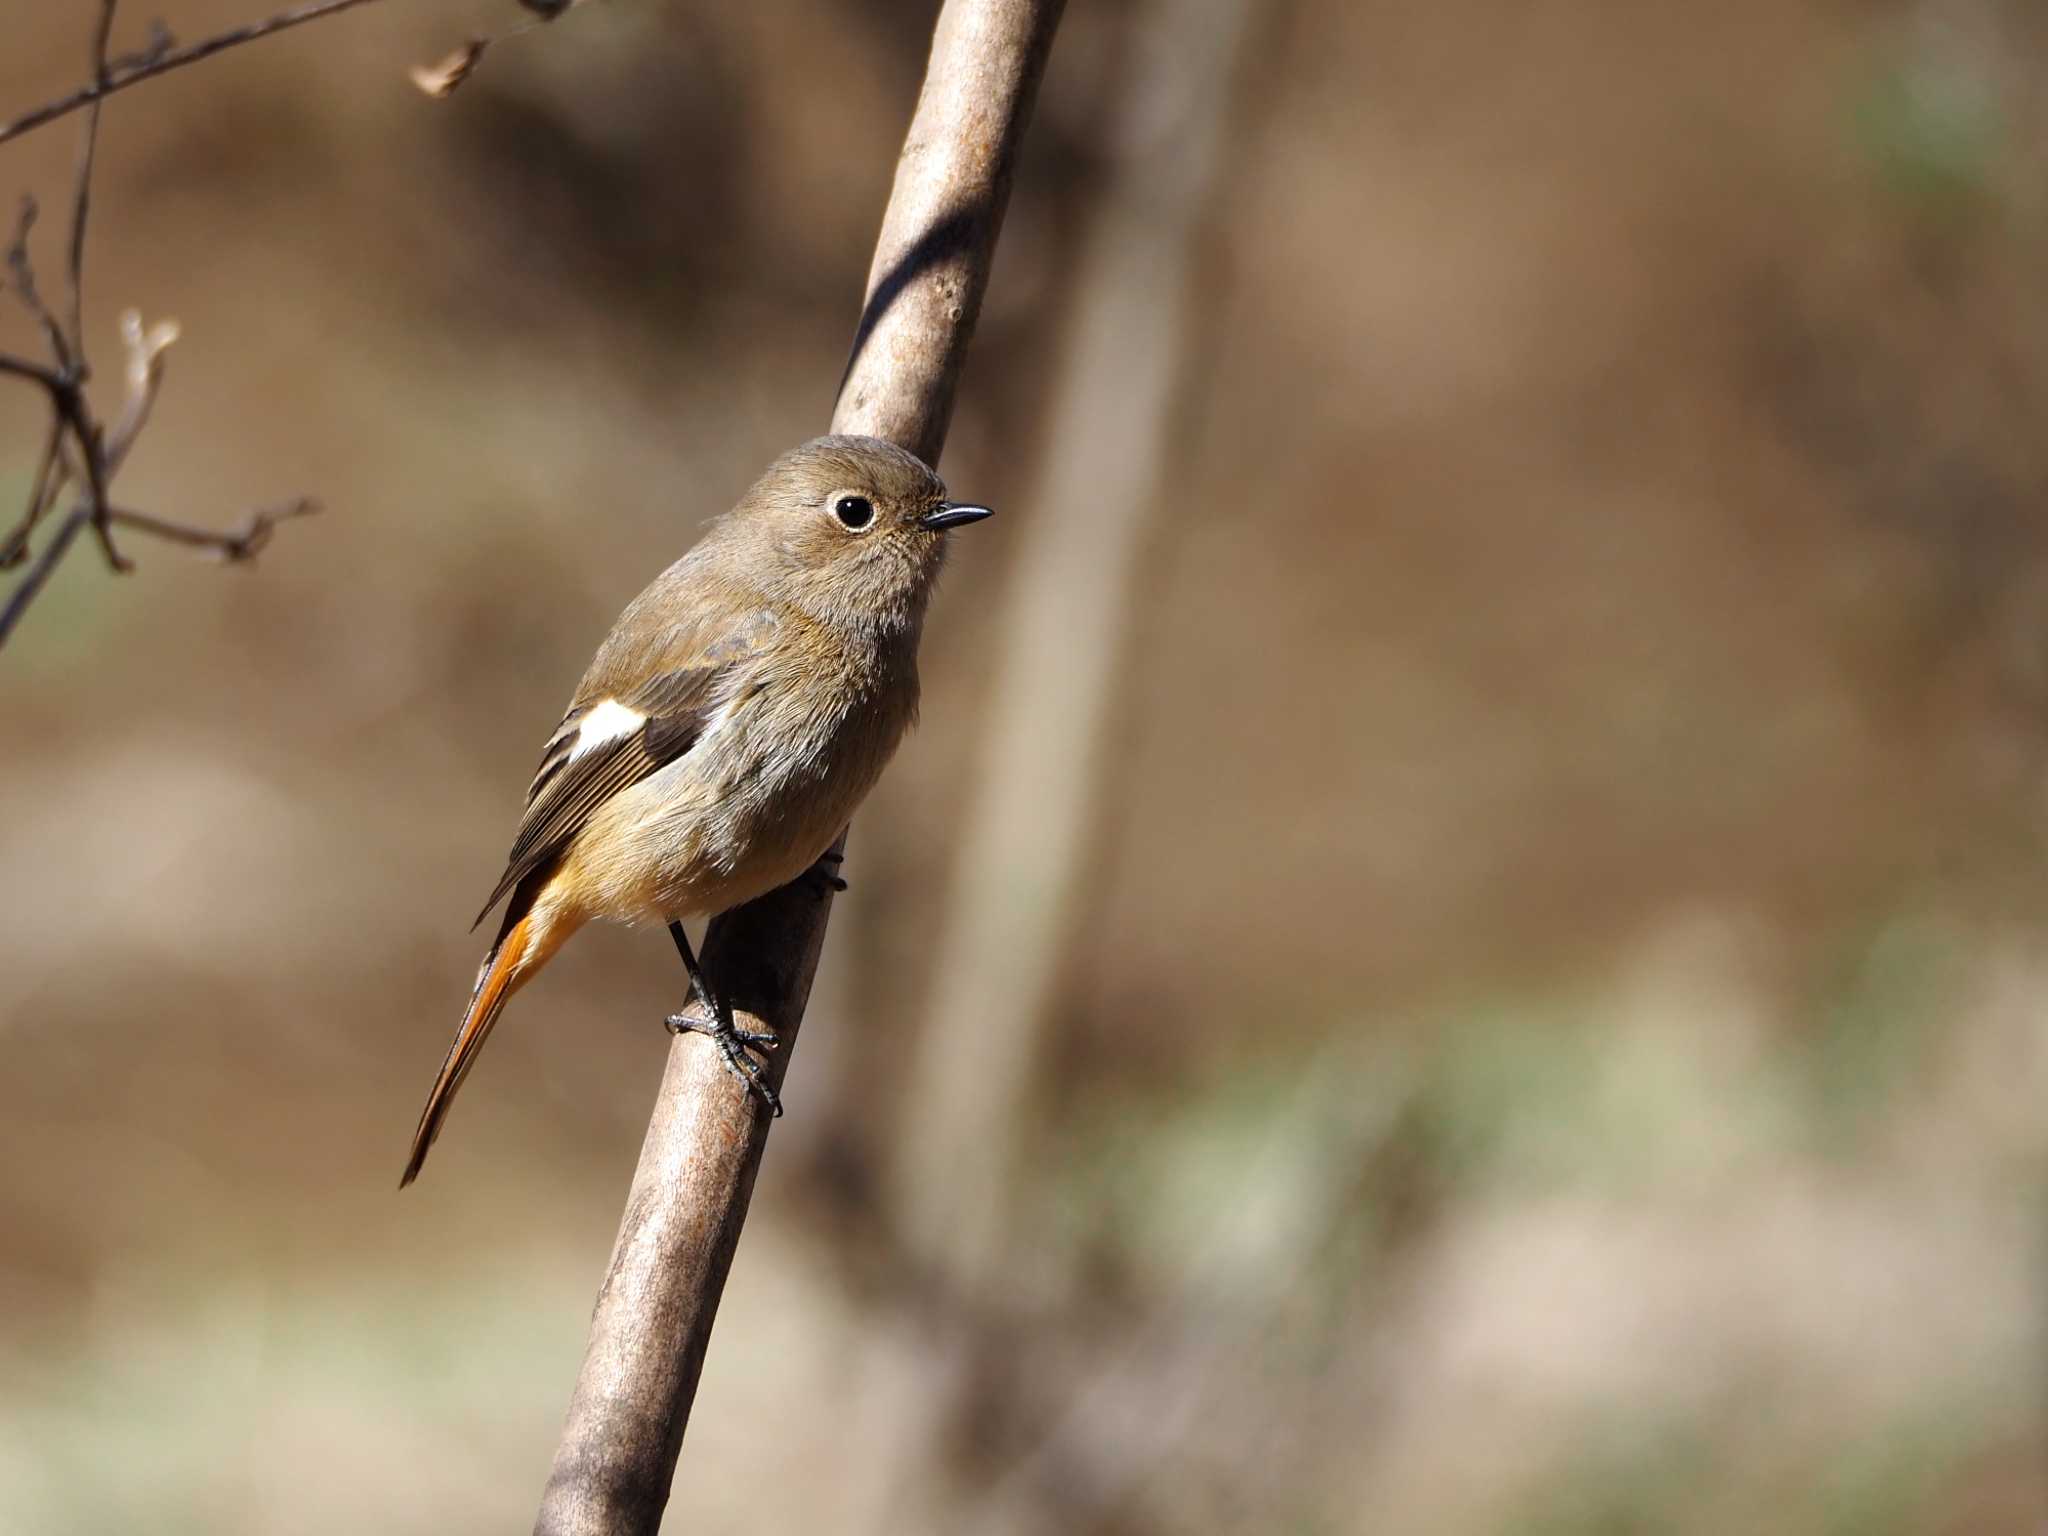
[533,4,1063,1533]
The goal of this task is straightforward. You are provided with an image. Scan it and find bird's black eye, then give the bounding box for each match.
[833,494,875,530]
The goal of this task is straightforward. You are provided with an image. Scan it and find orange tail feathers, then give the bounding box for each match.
[401,882,577,1187]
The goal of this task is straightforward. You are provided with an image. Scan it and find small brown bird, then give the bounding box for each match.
[400,435,991,1186]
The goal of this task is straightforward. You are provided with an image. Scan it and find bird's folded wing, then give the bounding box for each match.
[470,628,769,928]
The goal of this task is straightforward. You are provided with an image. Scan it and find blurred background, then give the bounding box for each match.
[4,0,2047,1530]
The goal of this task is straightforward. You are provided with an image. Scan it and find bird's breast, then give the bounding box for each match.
[581,639,918,922]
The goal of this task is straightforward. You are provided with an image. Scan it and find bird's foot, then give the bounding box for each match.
[666,1009,783,1117]
[801,848,848,897]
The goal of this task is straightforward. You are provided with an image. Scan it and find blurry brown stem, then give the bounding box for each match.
[832,2,1254,1525]
[894,0,1253,1286]
[532,3,1063,1533]
[0,0,387,147]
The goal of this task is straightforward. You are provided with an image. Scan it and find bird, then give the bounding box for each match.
[400,434,992,1186]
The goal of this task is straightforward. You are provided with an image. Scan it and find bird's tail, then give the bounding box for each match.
[401,876,575,1187]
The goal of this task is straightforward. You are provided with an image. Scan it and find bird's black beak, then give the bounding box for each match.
[920,501,994,531]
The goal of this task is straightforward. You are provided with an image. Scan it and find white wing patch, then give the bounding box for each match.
[570,698,648,759]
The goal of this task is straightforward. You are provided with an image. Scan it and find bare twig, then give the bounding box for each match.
[1,7,332,648]
[0,0,389,147]
[0,503,92,644]
[64,1,127,572]
[68,0,119,358]
[2,415,68,568]
[58,376,129,575]
[0,351,61,389]
[7,198,73,371]
[532,4,1065,1532]
[0,488,320,648]
[107,497,318,559]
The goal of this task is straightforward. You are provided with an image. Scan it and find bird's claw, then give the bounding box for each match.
[802,849,848,897]
[666,1010,784,1117]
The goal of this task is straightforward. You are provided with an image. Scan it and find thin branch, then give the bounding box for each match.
[0,503,91,647]
[0,495,317,649]
[69,409,129,572]
[6,198,74,373]
[0,350,62,389]
[0,0,340,644]
[68,0,119,358]
[532,4,1065,1532]
[0,415,67,569]
[107,497,318,559]
[0,345,124,574]
[0,0,389,147]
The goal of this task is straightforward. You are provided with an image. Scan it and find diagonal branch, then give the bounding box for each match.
[1,414,68,569]
[0,0,389,147]
[0,503,94,644]
[531,3,1065,1532]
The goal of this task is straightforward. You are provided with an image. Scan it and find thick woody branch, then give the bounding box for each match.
[533,4,1063,1532]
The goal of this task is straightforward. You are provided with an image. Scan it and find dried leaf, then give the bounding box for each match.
[410,38,488,100]
[119,308,180,395]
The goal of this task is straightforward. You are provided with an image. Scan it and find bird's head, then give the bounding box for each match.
[727,435,993,634]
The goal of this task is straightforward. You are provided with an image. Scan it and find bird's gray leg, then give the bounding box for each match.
[800,848,848,896]
[666,921,782,1116]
